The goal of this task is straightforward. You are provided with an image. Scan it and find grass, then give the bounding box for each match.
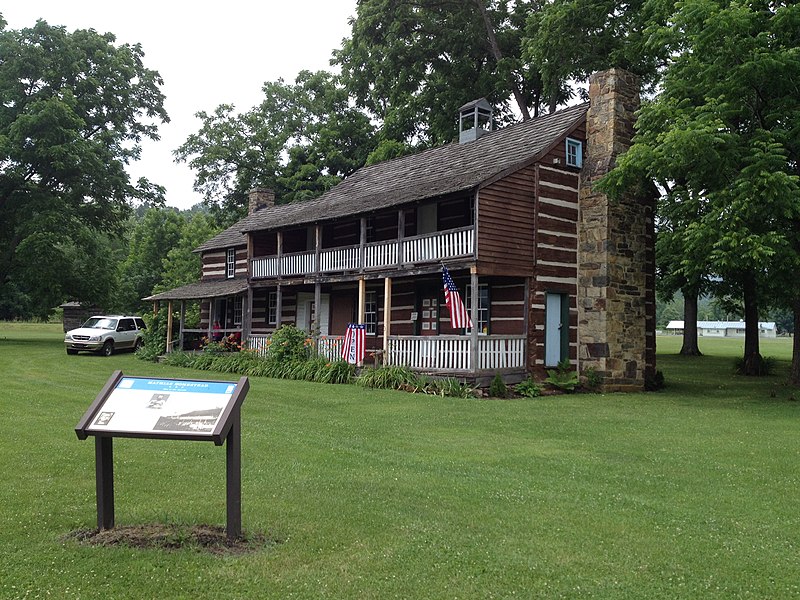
[1,323,799,599]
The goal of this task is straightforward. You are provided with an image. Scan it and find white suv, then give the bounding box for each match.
[64,315,146,356]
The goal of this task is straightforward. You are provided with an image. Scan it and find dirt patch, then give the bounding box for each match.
[64,524,282,555]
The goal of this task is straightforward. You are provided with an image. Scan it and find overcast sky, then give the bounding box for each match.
[3,1,358,210]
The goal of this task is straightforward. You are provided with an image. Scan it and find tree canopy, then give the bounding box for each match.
[602,0,800,375]
[0,18,168,318]
[174,70,376,221]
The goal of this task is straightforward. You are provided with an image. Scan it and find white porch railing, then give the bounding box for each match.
[386,335,525,371]
[250,226,474,279]
[403,227,474,264]
[317,336,344,361]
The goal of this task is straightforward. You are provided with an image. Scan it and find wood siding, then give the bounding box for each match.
[202,247,247,281]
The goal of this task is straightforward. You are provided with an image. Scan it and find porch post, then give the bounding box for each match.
[314,225,322,275]
[397,209,405,265]
[314,281,322,346]
[358,277,366,367]
[276,285,283,330]
[470,268,479,372]
[359,217,367,272]
[207,299,213,339]
[152,301,158,315]
[383,277,392,364]
[244,286,253,341]
[179,300,186,352]
[166,300,174,353]
[277,231,283,278]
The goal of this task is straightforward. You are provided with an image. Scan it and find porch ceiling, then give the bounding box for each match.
[143,279,248,301]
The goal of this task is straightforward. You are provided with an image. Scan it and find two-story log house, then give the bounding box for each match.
[148,69,655,389]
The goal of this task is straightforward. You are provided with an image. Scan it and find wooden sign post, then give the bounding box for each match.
[76,371,250,540]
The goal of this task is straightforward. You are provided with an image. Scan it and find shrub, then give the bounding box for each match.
[267,325,311,362]
[423,377,476,398]
[545,358,579,392]
[583,367,603,392]
[357,365,419,390]
[645,369,666,391]
[489,373,508,398]
[136,311,167,362]
[734,355,777,376]
[515,378,542,398]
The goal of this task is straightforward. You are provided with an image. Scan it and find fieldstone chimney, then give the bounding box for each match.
[248,187,275,214]
[577,68,656,392]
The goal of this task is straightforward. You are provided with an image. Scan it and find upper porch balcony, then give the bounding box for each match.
[251,225,475,279]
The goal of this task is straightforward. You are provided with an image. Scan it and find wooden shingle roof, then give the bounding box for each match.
[144,278,248,301]
[198,102,588,248]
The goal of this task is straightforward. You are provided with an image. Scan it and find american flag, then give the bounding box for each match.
[342,323,366,364]
[442,266,473,329]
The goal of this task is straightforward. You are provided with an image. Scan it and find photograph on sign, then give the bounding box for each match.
[87,377,237,436]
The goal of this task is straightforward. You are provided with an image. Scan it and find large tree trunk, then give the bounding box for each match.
[791,297,800,386]
[741,271,763,375]
[680,288,702,356]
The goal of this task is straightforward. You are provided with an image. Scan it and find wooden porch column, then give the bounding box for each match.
[152,301,158,315]
[178,300,186,352]
[276,285,283,330]
[277,231,283,278]
[358,278,366,367]
[244,287,253,342]
[359,217,367,272]
[207,298,213,339]
[166,300,174,353]
[470,268,479,372]
[314,281,322,345]
[383,277,392,364]
[314,225,322,274]
[397,209,405,265]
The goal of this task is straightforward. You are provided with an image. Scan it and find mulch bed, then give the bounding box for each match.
[64,524,282,555]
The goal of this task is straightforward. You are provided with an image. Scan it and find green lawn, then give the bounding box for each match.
[1,323,798,599]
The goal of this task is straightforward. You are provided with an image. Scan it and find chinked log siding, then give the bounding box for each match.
[477,165,537,275]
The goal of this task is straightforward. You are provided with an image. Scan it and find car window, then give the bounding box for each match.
[119,318,134,331]
[134,318,146,330]
[84,317,117,330]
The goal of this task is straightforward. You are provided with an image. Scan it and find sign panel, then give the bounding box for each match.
[76,371,249,445]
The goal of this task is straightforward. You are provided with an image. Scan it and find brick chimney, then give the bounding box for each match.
[248,187,275,214]
[577,68,656,392]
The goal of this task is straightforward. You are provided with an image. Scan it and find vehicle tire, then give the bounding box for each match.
[66,348,78,355]
[100,340,114,357]
[134,338,144,352]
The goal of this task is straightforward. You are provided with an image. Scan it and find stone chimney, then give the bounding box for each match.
[248,187,275,214]
[577,68,656,392]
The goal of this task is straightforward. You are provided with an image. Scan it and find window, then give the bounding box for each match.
[233,296,243,327]
[566,138,583,168]
[465,284,490,334]
[226,248,236,278]
[268,292,278,325]
[364,291,377,335]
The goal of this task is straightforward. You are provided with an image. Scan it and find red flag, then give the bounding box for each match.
[342,323,366,364]
[442,266,473,329]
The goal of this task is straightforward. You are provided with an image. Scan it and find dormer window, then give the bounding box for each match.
[566,138,583,168]
[226,248,235,278]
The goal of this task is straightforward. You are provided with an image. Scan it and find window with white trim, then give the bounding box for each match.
[465,283,490,334]
[233,296,243,326]
[364,291,377,335]
[226,248,236,278]
[566,138,583,168]
[268,292,278,325]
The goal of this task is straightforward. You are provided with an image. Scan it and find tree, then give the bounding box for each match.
[0,18,168,318]
[115,208,184,313]
[175,70,376,221]
[524,0,672,110]
[602,0,800,376]
[333,0,547,147]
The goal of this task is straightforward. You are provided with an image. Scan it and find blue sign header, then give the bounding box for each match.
[116,378,237,395]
